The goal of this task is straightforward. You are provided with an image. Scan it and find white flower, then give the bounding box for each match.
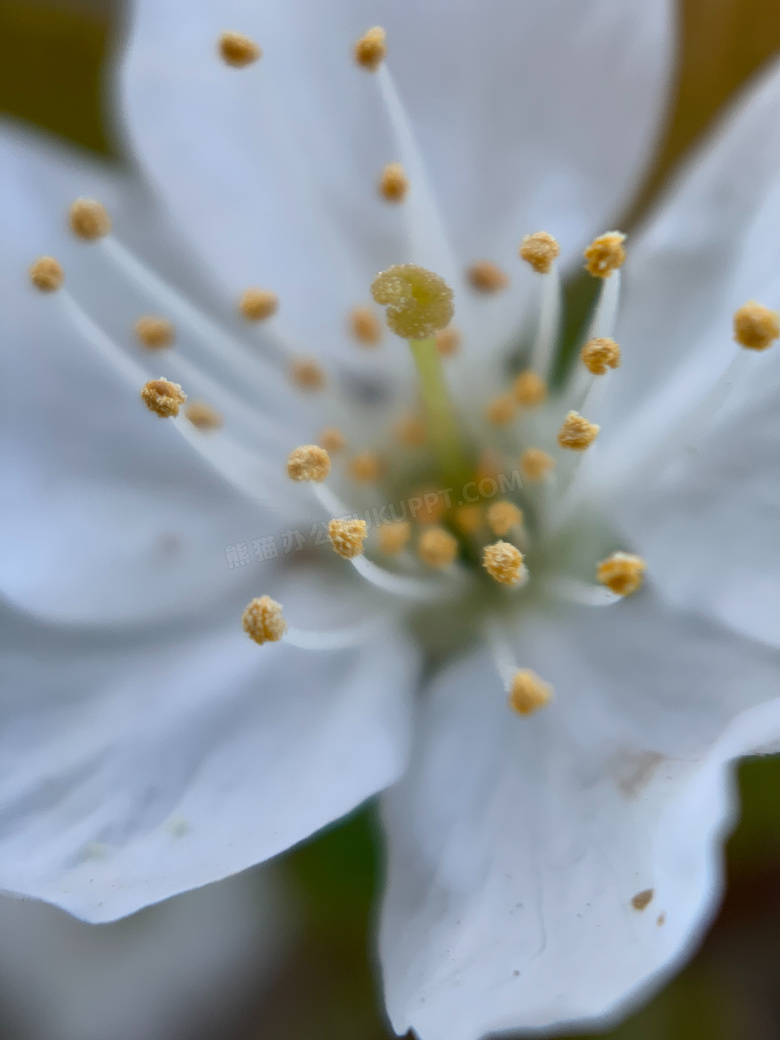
[2,0,780,1038]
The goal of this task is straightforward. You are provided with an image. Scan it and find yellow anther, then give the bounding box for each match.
[476,450,503,485]
[519,231,560,274]
[140,378,186,418]
[435,326,461,357]
[239,287,278,321]
[328,518,368,559]
[378,521,411,556]
[584,231,626,278]
[348,305,382,346]
[134,315,175,350]
[29,255,64,292]
[581,336,621,374]
[733,300,780,351]
[393,412,427,447]
[286,444,331,482]
[354,26,386,70]
[218,30,262,67]
[348,451,383,483]
[557,410,599,451]
[514,370,547,406]
[290,356,326,391]
[482,541,524,585]
[509,670,553,716]
[242,595,286,645]
[378,162,409,203]
[416,489,448,525]
[596,551,646,596]
[520,447,555,482]
[485,393,517,427]
[371,263,454,339]
[69,198,111,241]
[185,400,223,431]
[467,259,509,294]
[418,526,458,569]
[319,426,346,454]
[453,504,483,536]
[487,501,523,537]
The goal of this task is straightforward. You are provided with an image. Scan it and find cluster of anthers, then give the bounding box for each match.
[28,27,780,717]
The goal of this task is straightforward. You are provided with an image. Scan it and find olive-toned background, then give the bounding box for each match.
[2,2,780,1038]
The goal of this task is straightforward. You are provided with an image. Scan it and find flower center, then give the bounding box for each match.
[28,24,780,717]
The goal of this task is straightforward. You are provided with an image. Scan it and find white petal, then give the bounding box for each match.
[601,56,780,467]
[0,122,303,624]
[0,595,418,922]
[380,596,780,1040]
[120,0,673,359]
[0,868,290,1040]
[612,373,780,648]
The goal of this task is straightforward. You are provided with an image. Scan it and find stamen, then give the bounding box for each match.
[378,162,409,203]
[584,231,626,279]
[476,450,503,484]
[557,411,599,451]
[467,260,509,294]
[319,427,346,453]
[482,541,525,586]
[529,256,562,377]
[58,290,293,510]
[486,393,517,427]
[453,504,483,536]
[393,412,427,447]
[239,287,278,322]
[378,521,411,555]
[348,451,384,483]
[435,326,461,357]
[596,552,646,596]
[348,305,382,346]
[68,197,111,241]
[509,670,553,716]
[290,356,326,391]
[733,300,780,351]
[141,377,186,418]
[328,518,368,559]
[185,400,223,431]
[135,315,176,350]
[353,26,386,71]
[514,370,547,407]
[487,501,523,537]
[29,255,64,292]
[519,231,560,275]
[219,31,262,67]
[418,527,458,569]
[286,445,331,482]
[581,336,621,374]
[283,617,387,651]
[415,489,448,524]
[371,264,454,339]
[242,595,286,645]
[520,447,555,482]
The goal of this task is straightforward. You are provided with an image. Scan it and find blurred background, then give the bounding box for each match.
[2,1,780,1037]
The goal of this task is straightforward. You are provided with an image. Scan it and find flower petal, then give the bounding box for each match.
[0,122,304,625]
[380,595,780,1040]
[120,0,673,359]
[612,372,780,649]
[0,594,418,922]
[602,55,780,465]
